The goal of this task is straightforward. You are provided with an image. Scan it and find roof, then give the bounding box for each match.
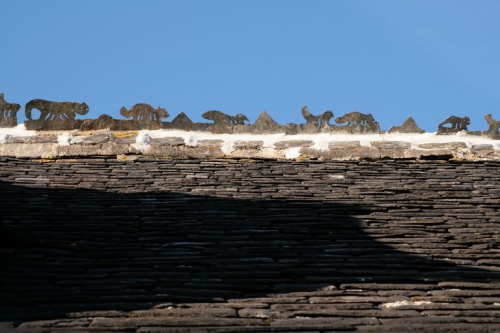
[1,127,500,161]
[1,155,499,332]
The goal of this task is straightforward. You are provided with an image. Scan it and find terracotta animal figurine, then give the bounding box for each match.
[0,93,21,121]
[335,112,375,127]
[120,103,169,122]
[301,106,334,126]
[438,116,470,130]
[485,114,500,134]
[202,110,249,125]
[25,99,89,122]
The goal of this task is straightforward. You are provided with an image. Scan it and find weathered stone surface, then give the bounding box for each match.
[88,317,265,328]
[6,135,58,144]
[144,145,225,158]
[358,323,500,332]
[149,137,185,146]
[130,308,237,318]
[387,117,425,134]
[250,111,283,134]
[1,156,500,332]
[237,308,294,319]
[75,134,111,145]
[301,146,382,160]
[233,141,264,149]
[2,128,500,161]
[106,131,136,141]
[58,143,135,156]
[0,143,58,158]
[164,112,194,131]
[471,144,494,151]
[196,140,224,147]
[329,141,361,149]
[274,140,314,149]
[18,318,92,329]
[371,141,411,149]
[270,317,379,328]
[418,142,467,149]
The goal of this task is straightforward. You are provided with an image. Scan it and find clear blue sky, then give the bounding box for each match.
[2,0,500,132]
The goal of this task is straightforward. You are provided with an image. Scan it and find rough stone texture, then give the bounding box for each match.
[196,139,224,147]
[370,141,412,149]
[471,144,494,151]
[329,141,361,149]
[0,143,59,158]
[250,111,283,134]
[149,137,185,146]
[232,141,264,149]
[1,156,500,332]
[3,130,499,162]
[164,112,194,131]
[274,140,314,149]
[387,117,426,134]
[5,135,59,144]
[300,147,377,160]
[418,142,467,149]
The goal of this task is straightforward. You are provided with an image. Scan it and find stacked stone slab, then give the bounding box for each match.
[1,156,499,332]
[1,130,500,161]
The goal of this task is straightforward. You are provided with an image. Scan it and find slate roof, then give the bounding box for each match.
[0,156,500,332]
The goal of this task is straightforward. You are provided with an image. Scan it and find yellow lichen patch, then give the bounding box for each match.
[117,154,140,161]
[55,159,79,164]
[113,131,138,138]
[41,153,54,159]
[236,158,258,163]
[33,158,55,163]
[451,148,479,161]
[295,155,309,162]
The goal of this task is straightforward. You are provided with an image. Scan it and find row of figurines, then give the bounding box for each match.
[0,93,499,136]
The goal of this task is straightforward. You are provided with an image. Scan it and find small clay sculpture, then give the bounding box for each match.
[485,114,500,136]
[335,112,375,127]
[120,103,169,123]
[301,106,333,127]
[25,99,89,122]
[0,93,21,127]
[24,99,89,130]
[438,116,470,131]
[202,110,249,126]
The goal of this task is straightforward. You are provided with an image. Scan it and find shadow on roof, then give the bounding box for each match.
[0,181,499,323]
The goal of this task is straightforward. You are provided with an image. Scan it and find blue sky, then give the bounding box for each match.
[2,0,500,132]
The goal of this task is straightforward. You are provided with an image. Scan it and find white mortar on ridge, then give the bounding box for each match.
[0,134,11,144]
[57,133,73,146]
[134,129,500,155]
[0,124,36,139]
[3,127,500,159]
[132,132,151,152]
